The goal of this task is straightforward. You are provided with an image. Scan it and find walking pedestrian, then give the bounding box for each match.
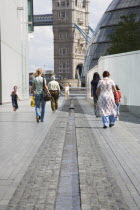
[114,85,122,121]
[11,86,20,111]
[59,84,63,96]
[91,72,100,117]
[32,68,49,123]
[48,75,60,112]
[65,83,70,99]
[96,71,118,128]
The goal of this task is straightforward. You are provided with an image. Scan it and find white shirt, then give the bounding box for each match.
[48,80,60,91]
[65,86,69,92]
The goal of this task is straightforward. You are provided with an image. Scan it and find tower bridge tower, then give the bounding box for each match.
[52,0,89,86]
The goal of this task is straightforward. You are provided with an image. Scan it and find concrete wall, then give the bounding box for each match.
[0,0,29,103]
[86,50,140,115]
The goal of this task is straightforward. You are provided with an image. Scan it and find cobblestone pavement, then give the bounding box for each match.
[0,97,65,209]
[0,97,140,210]
[77,99,140,210]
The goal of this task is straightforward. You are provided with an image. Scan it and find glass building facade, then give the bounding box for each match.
[84,0,140,73]
[28,0,34,32]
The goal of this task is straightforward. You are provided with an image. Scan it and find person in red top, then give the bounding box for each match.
[114,85,122,121]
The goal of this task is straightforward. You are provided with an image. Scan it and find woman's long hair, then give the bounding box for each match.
[93,72,100,81]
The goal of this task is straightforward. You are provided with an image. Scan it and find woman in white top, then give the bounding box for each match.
[65,83,70,99]
[32,68,49,123]
[96,71,118,128]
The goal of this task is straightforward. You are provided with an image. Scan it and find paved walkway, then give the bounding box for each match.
[0,97,140,210]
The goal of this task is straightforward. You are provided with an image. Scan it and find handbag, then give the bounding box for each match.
[30,96,35,107]
[42,78,51,101]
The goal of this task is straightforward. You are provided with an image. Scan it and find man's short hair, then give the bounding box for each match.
[51,75,55,80]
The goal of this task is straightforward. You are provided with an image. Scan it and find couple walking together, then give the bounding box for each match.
[32,68,60,123]
[91,71,121,129]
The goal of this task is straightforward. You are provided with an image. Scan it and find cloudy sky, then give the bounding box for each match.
[29,0,112,72]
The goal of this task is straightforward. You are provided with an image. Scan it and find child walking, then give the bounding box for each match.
[114,85,121,120]
[11,86,20,111]
[65,83,70,99]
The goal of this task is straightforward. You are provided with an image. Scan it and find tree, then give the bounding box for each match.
[106,14,140,55]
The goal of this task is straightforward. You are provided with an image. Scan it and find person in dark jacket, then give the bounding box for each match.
[91,72,100,117]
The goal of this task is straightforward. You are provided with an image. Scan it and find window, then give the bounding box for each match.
[82,0,85,8]
[58,11,67,18]
[28,0,34,32]
[61,11,66,18]
[59,33,69,39]
[59,48,70,55]
[58,60,70,74]
[66,33,69,39]
[61,1,65,6]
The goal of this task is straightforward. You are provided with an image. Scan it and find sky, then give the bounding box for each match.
[29,0,112,72]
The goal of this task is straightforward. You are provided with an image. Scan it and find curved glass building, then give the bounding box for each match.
[84,0,140,73]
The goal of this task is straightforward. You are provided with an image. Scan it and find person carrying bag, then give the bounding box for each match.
[32,68,49,123]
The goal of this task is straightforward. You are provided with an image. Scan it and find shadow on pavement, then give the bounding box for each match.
[59,98,140,125]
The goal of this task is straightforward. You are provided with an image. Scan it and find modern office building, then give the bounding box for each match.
[84,0,140,73]
[52,0,89,85]
[0,0,29,104]
[28,0,34,33]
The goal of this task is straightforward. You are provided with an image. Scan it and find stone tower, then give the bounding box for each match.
[52,0,89,86]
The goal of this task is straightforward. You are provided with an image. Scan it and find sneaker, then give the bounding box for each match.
[109,124,114,127]
[103,126,107,129]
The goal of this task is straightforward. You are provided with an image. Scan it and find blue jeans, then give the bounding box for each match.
[116,102,120,116]
[35,94,46,122]
[102,115,116,127]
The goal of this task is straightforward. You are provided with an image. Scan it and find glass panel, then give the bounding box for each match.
[28,0,34,32]
[85,0,140,71]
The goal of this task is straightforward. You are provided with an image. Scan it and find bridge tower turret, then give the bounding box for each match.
[52,0,89,86]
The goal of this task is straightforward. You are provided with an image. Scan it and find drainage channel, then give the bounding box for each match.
[55,99,81,210]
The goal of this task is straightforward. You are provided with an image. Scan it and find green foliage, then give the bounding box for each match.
[106,14,140,55]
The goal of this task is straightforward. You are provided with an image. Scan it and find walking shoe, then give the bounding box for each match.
[109,124,114,127]
[36,116,40,123]
[103,126,107,129]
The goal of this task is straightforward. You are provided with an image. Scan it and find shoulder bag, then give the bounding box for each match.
[42,78,51,101]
